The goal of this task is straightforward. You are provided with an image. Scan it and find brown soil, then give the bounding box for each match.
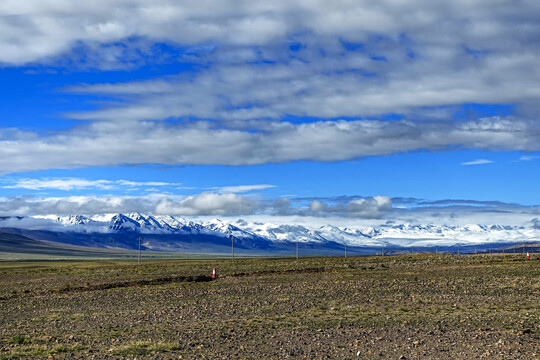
[0,254,538,359]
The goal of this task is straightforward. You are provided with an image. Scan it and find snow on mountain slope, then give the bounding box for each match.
[56,215,92,225]
[4,213,540,247]
[202,219,257,239]
[373,223,533,246]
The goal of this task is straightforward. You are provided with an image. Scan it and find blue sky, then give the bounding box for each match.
[1,1,540,224]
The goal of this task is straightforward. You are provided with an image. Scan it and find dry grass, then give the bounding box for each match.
[0,254,538,359]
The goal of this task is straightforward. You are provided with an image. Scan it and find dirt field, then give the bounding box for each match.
[0,254,538,359]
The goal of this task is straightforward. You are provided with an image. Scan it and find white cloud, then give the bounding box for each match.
[308,196,392,219]
[0,216,80,232]
[0,193,390,218]
[0,195,157,216]
[2,1,540,118]
[519,155,540,161]
[0,193,537,226]
[216,184,276,193]
[461,159,493,166]
[63,55,540,122]
[1,118,539,173]
[154,192,263,216]
[0,1,539,173]
[3,178,113,191]
[116,180,179,187]
[0,1,538,68]
[2,177,182,190]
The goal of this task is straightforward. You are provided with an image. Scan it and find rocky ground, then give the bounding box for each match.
[0,254,538,359]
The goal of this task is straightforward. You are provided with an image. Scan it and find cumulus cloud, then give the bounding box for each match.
[154,193,264,216]
[270,195,395,218]
[0,193,537,226]
[0,193,264,217]
[271,197,296,216]
[0,192,392,218]
[308,196,392,219]
[0,195,160,216]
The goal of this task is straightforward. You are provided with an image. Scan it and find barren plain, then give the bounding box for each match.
[0,254,538,359]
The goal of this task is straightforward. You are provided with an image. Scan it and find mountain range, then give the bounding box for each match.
[1,213,539,256]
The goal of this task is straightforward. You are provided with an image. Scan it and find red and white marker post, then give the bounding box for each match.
[212,268,216,278]
[526,252,530,260]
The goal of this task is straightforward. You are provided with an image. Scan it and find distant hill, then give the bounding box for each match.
[0,231,136,259]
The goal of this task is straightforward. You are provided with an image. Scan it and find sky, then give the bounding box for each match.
[1,0,540,225]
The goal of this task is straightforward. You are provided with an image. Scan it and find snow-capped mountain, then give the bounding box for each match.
[3,213,537,250]
[57,215,92,225]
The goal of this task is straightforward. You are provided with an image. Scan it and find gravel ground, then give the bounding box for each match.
[0,254,538,359]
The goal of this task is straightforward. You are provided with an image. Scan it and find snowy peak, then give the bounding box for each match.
[56,215,92,226]
[202,219,259,240]
[6,213,540,247]
[109,213,188,234]
[126,213,164,229]
[110,214,142,232]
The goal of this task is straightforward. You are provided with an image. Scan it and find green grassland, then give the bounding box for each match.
[0,254,538,359]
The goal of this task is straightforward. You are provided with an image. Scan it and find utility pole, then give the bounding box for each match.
[344,244,347,258]
[381,243,385,256]
[231,236,235,261]
[296,239,299,260]
[138,237,141,265]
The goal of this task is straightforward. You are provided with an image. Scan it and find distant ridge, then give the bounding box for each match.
[1,213,539,255]
[0,231,134,258]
